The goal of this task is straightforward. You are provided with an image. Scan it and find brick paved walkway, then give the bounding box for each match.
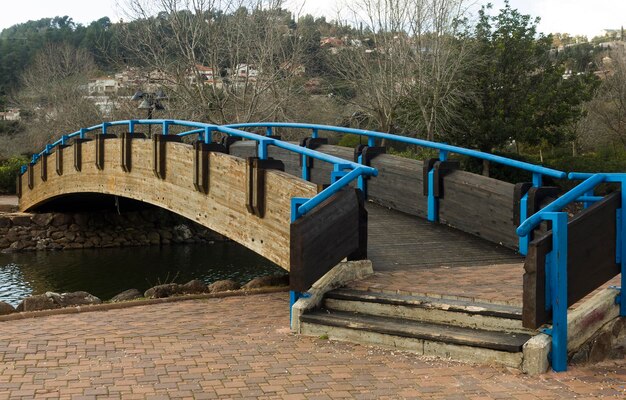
[348,264,622,307]
[0,293,624,399]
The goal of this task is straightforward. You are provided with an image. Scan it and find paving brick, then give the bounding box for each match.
[0,293,621,399]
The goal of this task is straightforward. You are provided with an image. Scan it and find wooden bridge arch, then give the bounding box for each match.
[18,135,366,289]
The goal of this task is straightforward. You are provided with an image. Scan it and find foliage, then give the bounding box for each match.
[0,16,119,97]
[16,42,103,151]
[446,1,597,153]
[0,156,28,194]
[0,120,22,136]
[586,49,626,147]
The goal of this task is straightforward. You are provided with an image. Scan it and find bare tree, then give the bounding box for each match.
[329,0,472,141]
[119,0,308,125]
[17,42,103,151]
[587,49,626,148]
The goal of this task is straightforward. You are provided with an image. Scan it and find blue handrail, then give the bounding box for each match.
[515,171,626,372]
[226,122,567,179]
[24,119,378,219]
[516,174,605,236]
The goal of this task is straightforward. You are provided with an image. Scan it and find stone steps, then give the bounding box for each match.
[300,289,536,369]
[324,288,531,334]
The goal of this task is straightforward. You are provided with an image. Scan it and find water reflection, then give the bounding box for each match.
[0,243,283,306]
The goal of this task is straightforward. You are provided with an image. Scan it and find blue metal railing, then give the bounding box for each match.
[22,119,378,221]
[516,172,626,372]
[226,122,567,254]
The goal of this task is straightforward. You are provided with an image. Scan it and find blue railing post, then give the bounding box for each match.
[519,194,529,255]
[301,129,318,181]
[543,211,569,372]
[129,120,136,134]
[357,153,366,196]
[427,150,449,222]
[519,173,545,255]
[301,156,310,181]
[102,122,109,134]
[265,127,273,137]
[203,127,213,144]
[367,137,375,147]
[79,128,86,139]
[290,197,310,327]
[583,189,594,209]
[163,120,170,135]
[258,138,274,160]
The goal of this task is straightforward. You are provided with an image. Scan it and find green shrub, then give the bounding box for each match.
[337,134,367,148]
[0,156,28,194]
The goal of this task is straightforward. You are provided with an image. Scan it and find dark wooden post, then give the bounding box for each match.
[95,133,117,170]
[152,134,182,179]
[73,138,92,172]
[193,141,227,194]
[55,145,69,176]
[120,132,146,173]
[245,157,285,218]
[40,154,48,182]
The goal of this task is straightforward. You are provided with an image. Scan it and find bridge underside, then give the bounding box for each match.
[25,193,156,213]
[18,137,320,271]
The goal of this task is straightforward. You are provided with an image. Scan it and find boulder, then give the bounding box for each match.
[174,224,193,240]
[73,213,90,227]
[243,274,289,289]
[208,279,241,293]
[0,301,15,315]
[51,213,73,227]
[110,289,142,302]
[10,215,31,226]
[147,232,161,245]
[182,279,208,294]
[17,293,61,312]
[9,241,27,251]
[31,213,54,227]
[52,291,102,307]
[144,283,181,299]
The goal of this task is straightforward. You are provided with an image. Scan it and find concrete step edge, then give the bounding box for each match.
[326,288,522,319]
[301,309,531,353]
[300,321,524,369]
[323,297,532,335]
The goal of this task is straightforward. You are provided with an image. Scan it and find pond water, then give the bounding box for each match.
[0,243,284,306]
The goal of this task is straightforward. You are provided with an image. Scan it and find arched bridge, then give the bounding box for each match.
[18,121,376,292]
[17,119,626,372]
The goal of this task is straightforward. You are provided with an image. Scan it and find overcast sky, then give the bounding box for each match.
[0,0,623,39]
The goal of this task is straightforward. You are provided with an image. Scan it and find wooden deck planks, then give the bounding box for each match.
[366,203,521,271]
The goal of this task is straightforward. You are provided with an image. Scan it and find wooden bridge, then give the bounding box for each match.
[17,119,625,373]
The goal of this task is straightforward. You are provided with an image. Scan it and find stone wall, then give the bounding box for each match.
[0,209,225,253]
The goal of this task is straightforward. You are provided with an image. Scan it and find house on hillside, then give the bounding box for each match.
[188,64,222,87]
[234,64,259,82]
[0,108,20,121]
[88,77,118,96]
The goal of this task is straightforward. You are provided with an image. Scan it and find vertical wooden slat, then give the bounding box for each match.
[55,145,69,176]
[245,157,284,217]
[95,133,117,170]
[193,141,227,193]
[152,134,181,179]
[27,164,34,189]
[120,132,146,173]
[73,138,92,172]
[40,154,48,182]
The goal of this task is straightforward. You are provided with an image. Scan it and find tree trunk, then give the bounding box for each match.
[482,159,490,177]
[572,141,577,156]
[539,148,544,163]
